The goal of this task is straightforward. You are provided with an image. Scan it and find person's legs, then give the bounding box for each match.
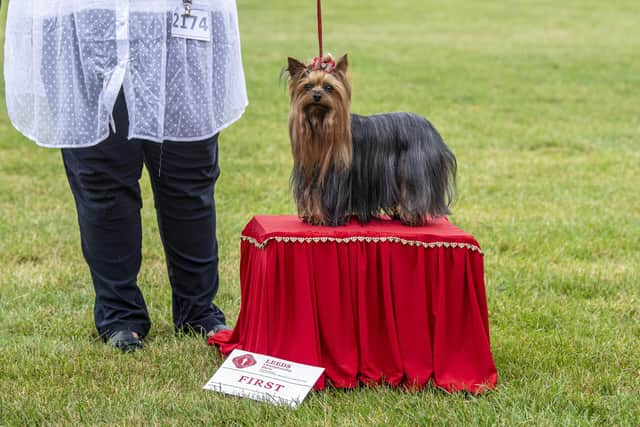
[61,92,150,340]
[142,136,226,335]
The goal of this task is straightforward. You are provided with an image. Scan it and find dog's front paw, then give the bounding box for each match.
[302,215,327,226]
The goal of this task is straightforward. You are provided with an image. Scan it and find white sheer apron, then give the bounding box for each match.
[4,0,248,147]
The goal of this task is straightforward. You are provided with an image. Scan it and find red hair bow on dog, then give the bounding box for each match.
[311,56,336,73]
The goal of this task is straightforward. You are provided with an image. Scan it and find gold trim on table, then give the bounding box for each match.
[240,235,484,255]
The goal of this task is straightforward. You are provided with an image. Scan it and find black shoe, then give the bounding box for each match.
[207,324,232,337]
[105,330,143,353]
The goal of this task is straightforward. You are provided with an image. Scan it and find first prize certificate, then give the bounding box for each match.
[203,349,325,408]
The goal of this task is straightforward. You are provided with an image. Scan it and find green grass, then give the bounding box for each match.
[1,0,639,425]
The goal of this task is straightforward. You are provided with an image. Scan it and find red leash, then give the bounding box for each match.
[312,0,336,72]
[317,0,323,58]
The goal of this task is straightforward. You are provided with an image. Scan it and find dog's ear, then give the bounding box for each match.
[287,57,307,79]
[335,54,349,74]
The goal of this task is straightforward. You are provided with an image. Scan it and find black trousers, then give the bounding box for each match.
[61,93,226,338]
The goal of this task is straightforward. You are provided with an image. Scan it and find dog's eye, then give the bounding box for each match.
[303,83,313,91]
[324,84,334,92]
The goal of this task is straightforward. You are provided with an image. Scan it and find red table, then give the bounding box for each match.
[209,215,497,393]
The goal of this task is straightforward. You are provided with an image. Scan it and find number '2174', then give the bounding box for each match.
[172,13,209,31]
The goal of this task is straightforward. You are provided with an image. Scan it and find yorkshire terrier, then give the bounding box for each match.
[286,54,457,226]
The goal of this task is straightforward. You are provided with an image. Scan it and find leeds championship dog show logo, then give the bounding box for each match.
[232,354,257,369]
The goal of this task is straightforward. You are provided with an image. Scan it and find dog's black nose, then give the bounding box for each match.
[313,91,322,102]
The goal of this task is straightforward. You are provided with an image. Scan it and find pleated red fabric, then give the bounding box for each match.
[209,215,497,394]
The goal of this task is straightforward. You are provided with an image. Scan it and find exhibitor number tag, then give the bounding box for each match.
[171,7,211,42]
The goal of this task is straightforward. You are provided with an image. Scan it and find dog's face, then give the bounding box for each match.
[286,54,351,125]
[286,54,353,183]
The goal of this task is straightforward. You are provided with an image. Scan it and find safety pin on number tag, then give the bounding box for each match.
[183,0,193,16]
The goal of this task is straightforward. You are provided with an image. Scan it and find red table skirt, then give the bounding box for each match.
[210,215,497,393]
